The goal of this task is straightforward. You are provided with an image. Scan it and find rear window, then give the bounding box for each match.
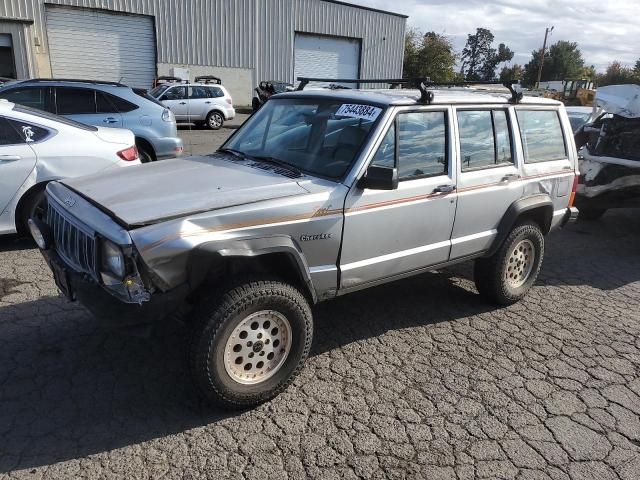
[13,104,98,131]
[517,110,567,163]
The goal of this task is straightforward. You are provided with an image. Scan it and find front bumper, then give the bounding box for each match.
[41,248,188,328]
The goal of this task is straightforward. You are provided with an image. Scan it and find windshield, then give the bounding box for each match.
[567,111,591,131]
[223,98,384,179]
[149,84,170,97]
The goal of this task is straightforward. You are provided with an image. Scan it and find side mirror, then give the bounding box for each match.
[358,165,398,190]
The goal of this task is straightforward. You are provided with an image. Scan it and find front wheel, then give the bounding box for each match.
[474,222,544,305]
[206,111,224,130]
[189,278,313,409]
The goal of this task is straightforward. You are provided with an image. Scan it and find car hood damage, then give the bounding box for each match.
[61,153,310,227]
[576,85,640,201]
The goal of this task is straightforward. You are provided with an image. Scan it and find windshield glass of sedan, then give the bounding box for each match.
[223,98,384,179]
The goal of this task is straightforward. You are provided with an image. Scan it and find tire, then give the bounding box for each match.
[18,188,47,236]
[189,278,313,409]
[578,207,606,221]
[206,111,224,130]
[137,144,155,163]
[474,222,544,306]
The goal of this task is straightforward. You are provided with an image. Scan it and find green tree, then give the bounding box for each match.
[403,29,457,82]
[500,64,523,81]
[596,61,639,86]
[461,28,513,81]
[522,41,585,87]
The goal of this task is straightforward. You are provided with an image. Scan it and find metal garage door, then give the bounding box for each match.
[294,34,360,85]
[46,6,156,89]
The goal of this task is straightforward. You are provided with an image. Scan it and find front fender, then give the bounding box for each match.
[189,234,317,302]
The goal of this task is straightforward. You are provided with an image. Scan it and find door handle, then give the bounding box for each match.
[433,184,456,194]
[204,101,211,104]
[501,174,520,182]
[179,102,187,105]
[103,117,119,124]
[0,155,21,162]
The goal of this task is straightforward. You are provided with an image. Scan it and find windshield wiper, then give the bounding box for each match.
[250,155,303,178]
[217,147,246,160]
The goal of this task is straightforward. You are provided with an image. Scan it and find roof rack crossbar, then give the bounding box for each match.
[295,77,523,104]
[18,78,127,87]
[194,75,222,85]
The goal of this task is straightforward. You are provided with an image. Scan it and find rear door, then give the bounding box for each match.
[0,116,38,214]
[160,86,188,120]
[54,87,123,128]
[449,107,523,259]
[516,108,576,224]
[187,85,212,121]
[340,107,457,290]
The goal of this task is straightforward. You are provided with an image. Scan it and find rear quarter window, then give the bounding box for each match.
[517,109,567,163]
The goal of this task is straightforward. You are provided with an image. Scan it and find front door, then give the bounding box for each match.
[160,86,188,121]
[449,107,524,259]
[340,108,457,290]
[0,116,37,215]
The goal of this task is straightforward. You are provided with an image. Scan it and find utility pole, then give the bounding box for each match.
[535,26,554,89]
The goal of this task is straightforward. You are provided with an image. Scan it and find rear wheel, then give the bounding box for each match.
[206,111,224,130]
[474,222,544,305]
[189,278,313,409]
[136,143,155,163]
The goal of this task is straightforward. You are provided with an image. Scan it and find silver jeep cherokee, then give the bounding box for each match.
[31,79,579,409]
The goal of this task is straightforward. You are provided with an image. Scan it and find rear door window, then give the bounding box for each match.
[55,87,96,115]
[457,109,513,171]
[6,118,50,143]
[0,117,24,145]
[189,86,211,99]
[517,110,567,162]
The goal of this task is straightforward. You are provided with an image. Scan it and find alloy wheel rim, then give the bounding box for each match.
[209,114,222,128]
[505,239,535,288]
[223,310,292,385]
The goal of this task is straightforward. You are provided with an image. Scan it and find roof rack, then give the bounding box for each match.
[194,75,222,85]
[295,77,523,104]
[154,76,188,85]
[20,78,127,87]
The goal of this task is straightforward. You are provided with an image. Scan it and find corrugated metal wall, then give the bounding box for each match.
[0,0,405,82]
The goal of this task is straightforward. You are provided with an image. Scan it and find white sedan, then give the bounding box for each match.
[0,99,140,236]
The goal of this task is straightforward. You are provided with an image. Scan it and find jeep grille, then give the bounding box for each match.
[46,200,97,276]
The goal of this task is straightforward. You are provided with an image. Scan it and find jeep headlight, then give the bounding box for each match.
[101,239,126,279]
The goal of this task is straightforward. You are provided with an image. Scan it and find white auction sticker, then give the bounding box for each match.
[335,104,382,121]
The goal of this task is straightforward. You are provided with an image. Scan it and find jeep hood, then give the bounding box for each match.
[61,154,309,227]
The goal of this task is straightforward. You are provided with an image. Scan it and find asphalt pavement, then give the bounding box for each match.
[1,124,639,479]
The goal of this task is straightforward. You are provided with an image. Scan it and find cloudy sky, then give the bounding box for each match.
[354,0,639,72]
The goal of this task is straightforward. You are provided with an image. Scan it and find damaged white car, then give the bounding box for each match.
[574,84,640,219]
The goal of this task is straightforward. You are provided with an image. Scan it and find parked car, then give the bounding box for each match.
[0,99,139,236]
[566,105,602,133]
[149,76,235,130]
[0,79,183,163]
[574,84,640,220]
[30,80,579,409]
[252,80,294,111]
